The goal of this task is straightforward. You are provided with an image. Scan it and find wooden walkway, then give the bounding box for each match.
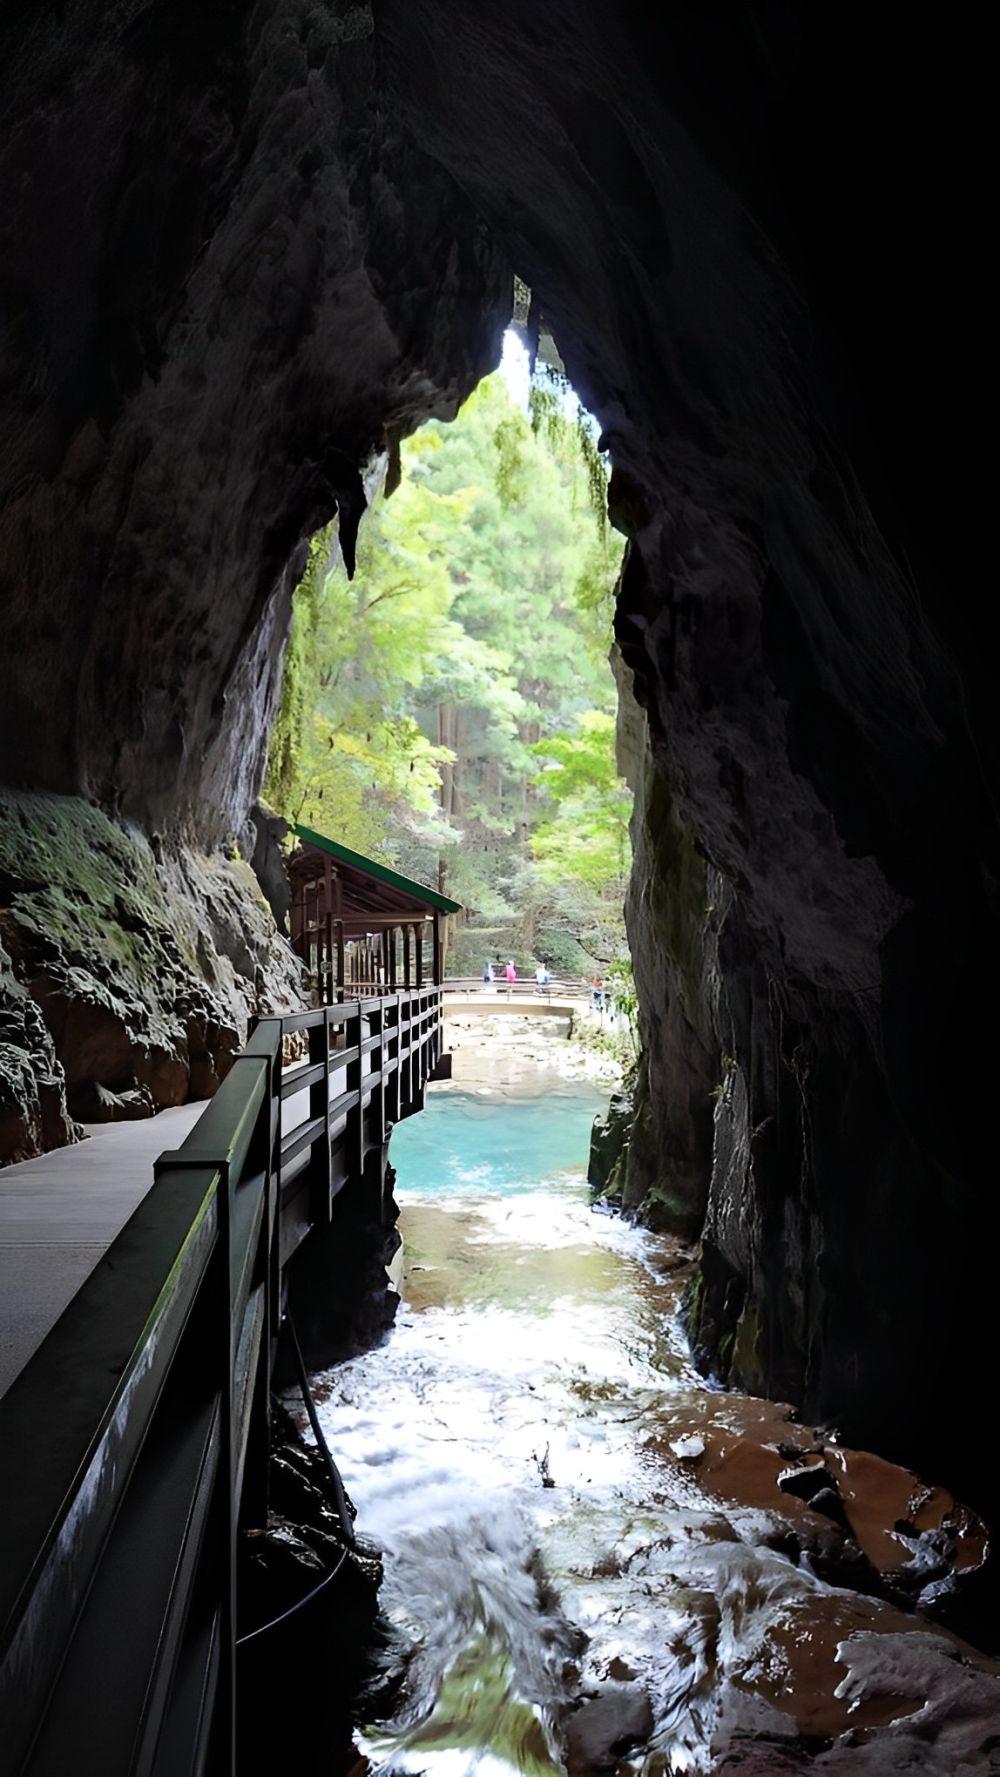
[0,988,444,1773]
[0,1104,203,1398]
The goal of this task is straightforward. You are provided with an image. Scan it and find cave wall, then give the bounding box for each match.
[371,2,996,1503]
[610,642,715,1238]
[0,0,508,1139]
[0,0,507,838]
[1,5,994,1501]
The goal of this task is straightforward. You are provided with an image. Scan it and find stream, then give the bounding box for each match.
[313,1037,1000,1776]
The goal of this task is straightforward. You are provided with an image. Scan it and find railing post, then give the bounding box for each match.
[308,1009,332,1225]
[250,1014,284,1340]
[430,987,440,1073]
[389,990,402,1126]
[243,1021,282,1531]
[348,999,364,1178]
[269,1022,283,1338]
[216,1154,237,1775]
[372,998,386,1152]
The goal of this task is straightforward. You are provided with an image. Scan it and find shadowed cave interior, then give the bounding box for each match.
[0,0,996,1740]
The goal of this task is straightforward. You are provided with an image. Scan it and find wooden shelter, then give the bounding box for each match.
[288,825,462,1002]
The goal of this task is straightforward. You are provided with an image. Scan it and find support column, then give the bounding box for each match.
[348,1000,364,1177]
[308,1009,332,1223]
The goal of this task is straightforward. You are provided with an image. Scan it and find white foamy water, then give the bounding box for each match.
[307,1088,1000,1776]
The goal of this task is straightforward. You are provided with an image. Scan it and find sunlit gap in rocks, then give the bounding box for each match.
[267,316,1000,1777]
[264,313,634,1037]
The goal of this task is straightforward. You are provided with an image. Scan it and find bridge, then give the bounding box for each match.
[442,975,610,1023]
[0,822,460,1772]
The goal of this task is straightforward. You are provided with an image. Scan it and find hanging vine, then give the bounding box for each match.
[529,369,609,535]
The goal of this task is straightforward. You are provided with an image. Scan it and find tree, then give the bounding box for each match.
[264,347,629,966]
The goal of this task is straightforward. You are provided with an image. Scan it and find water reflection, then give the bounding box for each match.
[314,1085,1000,1775]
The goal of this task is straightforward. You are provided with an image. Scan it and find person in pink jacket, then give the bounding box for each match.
[504,959,517,998]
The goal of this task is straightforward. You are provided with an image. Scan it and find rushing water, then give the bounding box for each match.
[313,1069,1000,1776]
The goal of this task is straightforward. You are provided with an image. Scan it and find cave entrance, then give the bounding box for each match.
[264,320,635,1053]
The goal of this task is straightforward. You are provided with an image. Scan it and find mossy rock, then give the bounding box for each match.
[0,790,304,1155]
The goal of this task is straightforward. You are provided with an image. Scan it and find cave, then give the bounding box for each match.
[1,0,996,1680]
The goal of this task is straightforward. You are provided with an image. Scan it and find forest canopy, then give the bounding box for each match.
[265,351,629,975]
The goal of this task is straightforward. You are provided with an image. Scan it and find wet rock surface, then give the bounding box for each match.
[326,1055,1000,1775]
[612,652,717,1238]
[238,1403,385,1776]
[285,1155,403,1373]
[565,1682,654,1770]
[587,1090,632,1201]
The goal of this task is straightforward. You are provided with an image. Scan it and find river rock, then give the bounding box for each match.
[777,1464,858,1543]
[712,1751,815,1773]
[238,1404,383,1774]
[588,1090,633,1194]
[565,1682,654,1770]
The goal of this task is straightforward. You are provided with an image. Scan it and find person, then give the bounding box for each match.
[535,962,551,997]
[505,958,517,998]
[592,975,605,1012]
[482,960,494,993]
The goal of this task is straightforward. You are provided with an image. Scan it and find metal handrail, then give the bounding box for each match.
[0,986,443,1773]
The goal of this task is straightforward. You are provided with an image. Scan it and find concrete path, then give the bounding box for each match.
[0,1103,204,1399]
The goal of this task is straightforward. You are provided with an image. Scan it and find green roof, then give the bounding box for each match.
[293,825,463,915]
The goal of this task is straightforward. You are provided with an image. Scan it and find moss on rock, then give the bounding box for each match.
[0,790,304,1152]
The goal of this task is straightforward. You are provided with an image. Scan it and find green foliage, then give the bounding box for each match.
[535,927,592,976]
[265,534,324,815]
[528,367,609,535]
[527,711,631,961]
[265,347,628,958]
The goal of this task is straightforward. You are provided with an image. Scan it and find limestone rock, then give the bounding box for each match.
[244,801,293,935]
[588,1090,633,1195]
[0,789,304,1151]
[612,652,717,1237]
[0,937,77,1162]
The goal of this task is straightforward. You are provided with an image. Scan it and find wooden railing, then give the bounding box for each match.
[0,987,442,1775]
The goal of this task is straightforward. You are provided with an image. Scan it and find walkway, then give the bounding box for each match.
[0,987,445,1772]
[0,1103,203,1397]
[443,991,579,1017]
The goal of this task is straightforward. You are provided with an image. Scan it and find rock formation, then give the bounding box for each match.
[1,4,993,1511]
[0,789,303,1149]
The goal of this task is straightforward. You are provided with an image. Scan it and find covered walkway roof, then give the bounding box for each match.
[290,825,462,926]
[288,826,462,999]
